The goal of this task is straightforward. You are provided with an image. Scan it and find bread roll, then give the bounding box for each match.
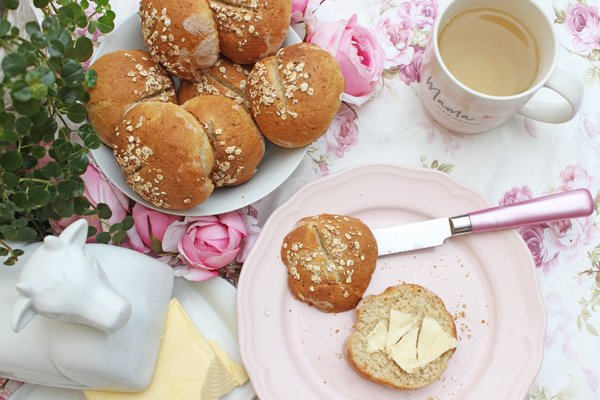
[347,284,457,389]
[177,56,251,110]
[140,0,220,80]
[281,214,378,313]
[113,102,214,210]
[208,0,291,65]
[87,50,176,148]
[247,43,344,148]
[183,96,264,187]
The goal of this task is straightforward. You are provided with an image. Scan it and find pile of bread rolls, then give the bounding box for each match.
[86,0,345,211]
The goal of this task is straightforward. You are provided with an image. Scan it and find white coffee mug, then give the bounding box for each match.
[420,0,584,134]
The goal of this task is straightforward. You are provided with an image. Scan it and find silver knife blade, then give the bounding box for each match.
[372,218,453,256]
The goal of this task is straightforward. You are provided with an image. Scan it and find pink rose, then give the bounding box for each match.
[580,112,600,156]
[565,3,600,52]
[397,0,438,30]
[374,13,415,68]
[518,225,551,268]
[399,47,424,84]
[499,185,534,206]
[322,104,358,158]
[129,203,182,254]
[50,163,129,239]
[309,14,385,106]
[558,164,594,192]
[162,211,247,281]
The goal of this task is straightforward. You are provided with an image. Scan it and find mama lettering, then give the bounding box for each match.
[426,76,475,121]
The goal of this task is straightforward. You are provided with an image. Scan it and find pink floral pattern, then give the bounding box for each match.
[375,0,438,84]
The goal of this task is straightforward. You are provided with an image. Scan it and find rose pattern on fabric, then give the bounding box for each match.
[376,0,438,84]
[321,103,359,158]
[308,14,385,106]
[564,3,600,53]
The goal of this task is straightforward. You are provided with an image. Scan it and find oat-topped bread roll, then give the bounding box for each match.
[281,214,378,313]
[113,102,215,210]
[183,96,265,187]
[139,0,220,80]
[247,43,344,148]
[177,56,251,110]
[208,0,291,65]
[87,50,176,148]
[347,284,457,390]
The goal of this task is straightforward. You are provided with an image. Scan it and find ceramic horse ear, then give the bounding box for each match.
[11,219,132,333]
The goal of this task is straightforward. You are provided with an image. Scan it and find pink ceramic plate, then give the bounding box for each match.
[237,163,545,400]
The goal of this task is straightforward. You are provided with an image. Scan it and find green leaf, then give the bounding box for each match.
[31,145,47,159]
[66,103,87,123]
[74,37,93,62]
[3,172,19,188]
[30,83,48,100]
[42,161,62,178]
[57,179,81,197]
[96,14,114,34]
[42,16,60,34]
[87,225,97,237]
[53,198,74,218]
[25,21,40,35]
[87,20,97,34]
[0,20,11,36]
[83,69,97,89]
[47,39,65,57]
[97,203,112,220]
[29,31,47,48]
[0,151,23,171]
[9,192,29,211]
[33,0,49,7]
[10,26,20,36]
[74,195,93,215]
[0,0,19,10]
[38,66,56,86]
[11,82,33,102]
[0,248,8,257]
[29,186,52,207]
[121,216,134,231]
[2,53,26,77]
[112,230,127,245]
[83,132,101,149]
[12,98,41,116]
[61,59,84,87]
[15,117,32,135]
[96,232,110,244]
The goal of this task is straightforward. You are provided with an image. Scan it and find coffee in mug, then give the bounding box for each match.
[438,7,539,96]
[419,0,583,134]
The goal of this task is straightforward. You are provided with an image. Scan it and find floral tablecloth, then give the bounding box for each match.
[4,0,600,399]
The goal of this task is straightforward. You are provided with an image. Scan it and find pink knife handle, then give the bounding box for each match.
[469,189,594,233]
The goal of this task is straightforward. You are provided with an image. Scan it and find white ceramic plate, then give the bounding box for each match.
[11,277,256,400]
[90,14,306,216]
[237,163,545,400]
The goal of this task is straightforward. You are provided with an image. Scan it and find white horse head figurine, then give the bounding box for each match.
[12,219,131,333]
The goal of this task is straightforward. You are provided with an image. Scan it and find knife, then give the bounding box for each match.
[372,188,595,256]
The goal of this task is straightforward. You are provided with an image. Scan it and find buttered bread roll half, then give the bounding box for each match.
[208,0,291,65]
[347,284,458,390]
[113,102,215,210]
[281,214,378,313]
[87,50,176,148]
[183,96,264,187]
[177,56,251,110]
[247,43,344,148]
[140,0,220,81]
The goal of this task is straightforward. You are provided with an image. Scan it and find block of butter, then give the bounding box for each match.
[84,299,248,400]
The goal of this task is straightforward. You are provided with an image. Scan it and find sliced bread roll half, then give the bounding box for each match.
[347,284,457,390]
